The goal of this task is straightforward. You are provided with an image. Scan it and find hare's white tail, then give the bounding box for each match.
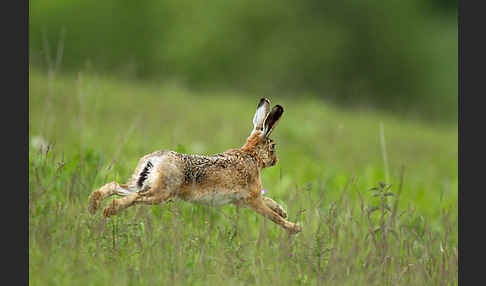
[115,184,136,196]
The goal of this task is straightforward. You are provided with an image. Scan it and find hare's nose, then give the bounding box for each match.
[272,157,278,165]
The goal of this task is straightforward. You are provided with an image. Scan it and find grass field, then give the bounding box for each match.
[29,69,458,285]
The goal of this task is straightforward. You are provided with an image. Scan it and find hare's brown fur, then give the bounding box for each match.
[88,99,302,234]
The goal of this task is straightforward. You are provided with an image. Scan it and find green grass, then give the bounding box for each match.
[29,69,457,285]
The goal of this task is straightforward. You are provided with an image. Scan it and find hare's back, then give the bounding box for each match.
[175,152,259,205]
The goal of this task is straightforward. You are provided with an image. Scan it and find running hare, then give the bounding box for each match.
[88,98,302,234]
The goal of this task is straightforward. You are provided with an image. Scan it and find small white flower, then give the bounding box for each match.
[31,135,49,152]
[261,189,267,195]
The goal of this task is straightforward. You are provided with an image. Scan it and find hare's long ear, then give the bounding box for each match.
[263,105,284,137]
[251,98,271,136]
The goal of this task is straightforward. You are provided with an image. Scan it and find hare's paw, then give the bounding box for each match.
[287,223,302,235]
[273,204,288,219]
[88,191,103,214]
[263,197,288,219]
[102,199,120,218]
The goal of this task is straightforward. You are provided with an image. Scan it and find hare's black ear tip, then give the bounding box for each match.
[275,105,284,113]
[258,98,270,107]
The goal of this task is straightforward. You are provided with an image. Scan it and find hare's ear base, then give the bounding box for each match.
[263,105,284,137]
[251,98,271,135]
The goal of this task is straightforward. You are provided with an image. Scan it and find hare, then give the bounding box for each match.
[88,98,302,234]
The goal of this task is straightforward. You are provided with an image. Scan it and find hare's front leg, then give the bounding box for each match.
[88,181,132,214]
[248,197,302,234]
[262,196,288,219]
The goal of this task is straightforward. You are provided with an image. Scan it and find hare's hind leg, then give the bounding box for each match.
[102,189,173,218]
[102,192,139,218]
[88,182,134,214]
[100,152,183,217]
[248,197,301,234]
[102,170,181,217]
[88,152,162,215]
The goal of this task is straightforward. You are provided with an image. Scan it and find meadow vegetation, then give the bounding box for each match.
[29,69,457,285]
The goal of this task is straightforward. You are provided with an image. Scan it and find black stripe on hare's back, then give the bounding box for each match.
[137,161,153,187]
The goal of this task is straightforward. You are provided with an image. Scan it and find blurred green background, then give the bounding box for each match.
[29,0,457,122]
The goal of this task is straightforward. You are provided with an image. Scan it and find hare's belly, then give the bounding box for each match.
[187,188,248,206]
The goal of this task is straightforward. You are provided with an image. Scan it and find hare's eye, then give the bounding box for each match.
[270,144,276,151]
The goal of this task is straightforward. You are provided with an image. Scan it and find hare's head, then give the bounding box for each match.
[242,98,284,168]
